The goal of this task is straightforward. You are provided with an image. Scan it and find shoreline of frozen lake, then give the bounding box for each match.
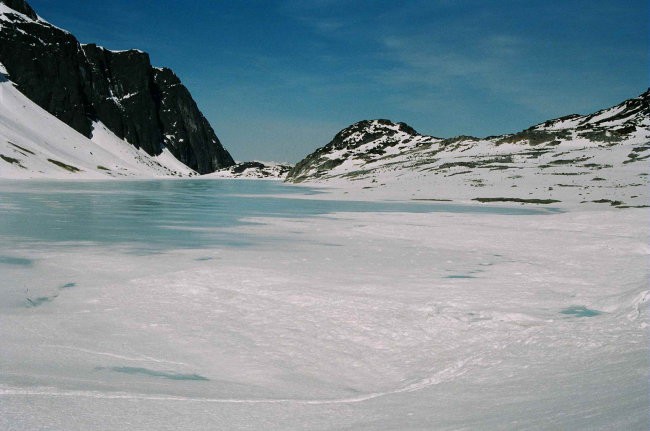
[1,179,647,430]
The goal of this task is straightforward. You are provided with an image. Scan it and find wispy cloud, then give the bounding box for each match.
[377,32,551,109]
[249,0,648,139]
[279,0,557,114]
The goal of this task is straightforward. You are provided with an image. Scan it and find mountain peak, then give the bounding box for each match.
[0,0,235,173]
[0,0,37,20]
[337,119,420,140]
[328,119,434,153]
[287,119,441,182]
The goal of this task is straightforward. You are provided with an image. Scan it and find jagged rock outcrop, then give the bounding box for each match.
[288,119,441,182]
[152,66,233,172]
[0,0,234,173]
[209,161,293,179]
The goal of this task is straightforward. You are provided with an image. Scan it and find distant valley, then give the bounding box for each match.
[0,0,648,209]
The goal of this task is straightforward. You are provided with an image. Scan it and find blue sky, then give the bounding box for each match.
[30,0,649,162]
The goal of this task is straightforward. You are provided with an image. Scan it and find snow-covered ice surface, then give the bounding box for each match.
[0,179,647,430]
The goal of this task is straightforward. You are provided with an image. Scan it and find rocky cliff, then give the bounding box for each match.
[0,0,234,173]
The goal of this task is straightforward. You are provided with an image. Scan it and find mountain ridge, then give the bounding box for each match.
[286,90,649,207]
[0,62,199,179]
[0,0,234,174]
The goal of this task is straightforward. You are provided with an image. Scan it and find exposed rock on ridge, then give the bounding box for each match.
[288,90,649,183]
[286,90,649,207]
[0,0,234,173]
[288,119,441,181]
[209,161,293,179]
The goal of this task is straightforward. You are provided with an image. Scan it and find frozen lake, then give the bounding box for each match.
[0,180,647,430]
[0,179,552,249]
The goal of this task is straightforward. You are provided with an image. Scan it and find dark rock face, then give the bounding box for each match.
[214,161,293,179]
[2,0,36,19]
[0,6,93,136]
[153,67,234,173]
[0,0,234,173]
[232,161,267,174]
[80,44,164,155]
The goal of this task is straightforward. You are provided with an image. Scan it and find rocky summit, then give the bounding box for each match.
[288,119,442,181]
[287,90,649,207]
[0,0,234,174]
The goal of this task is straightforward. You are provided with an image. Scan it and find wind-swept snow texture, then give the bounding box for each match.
[288,91,650,208]
[0,72,196,178]
[0,180,648,430]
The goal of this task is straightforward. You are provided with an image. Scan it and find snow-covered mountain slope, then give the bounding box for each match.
[0,0,234,174]
[287,90,650,208]
[206,161,293,180]
[0,71,196,179]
